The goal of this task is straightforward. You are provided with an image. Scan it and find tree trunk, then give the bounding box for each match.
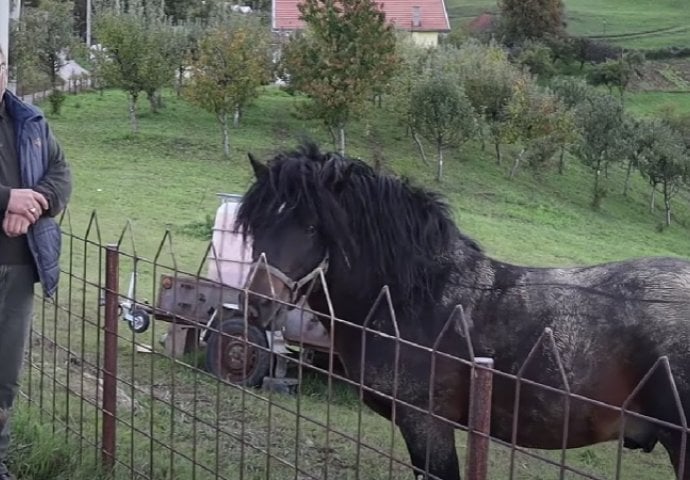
[650,186,656,212]
[218,112,229,158]
[234,106,240,128]
[412,131,429,165]
[592,165,602,209]
[147,91,159,113]
[338,126,346,156]
[129,93,139,134]
[176,66,184,97]
[328,126,337,149]
[509,148,525,179]
[494,142,502,165]
[664,182,671,226]
[558,146,566,175]
[623,159,634,196]
[436,142,444,182]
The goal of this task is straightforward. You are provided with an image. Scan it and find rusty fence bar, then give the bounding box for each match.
[102,244,119,472]
[465,357,494,480]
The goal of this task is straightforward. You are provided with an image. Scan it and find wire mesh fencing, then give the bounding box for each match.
[17,212,688,480]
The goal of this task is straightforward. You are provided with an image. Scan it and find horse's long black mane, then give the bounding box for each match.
[235,142,482,306]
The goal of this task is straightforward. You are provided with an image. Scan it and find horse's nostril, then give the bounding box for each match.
[258,297,272,307]
[246,304,259,319]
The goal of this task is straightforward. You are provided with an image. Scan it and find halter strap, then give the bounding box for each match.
[248,253,330,302]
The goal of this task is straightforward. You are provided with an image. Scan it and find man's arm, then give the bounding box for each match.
[33,124,72,218]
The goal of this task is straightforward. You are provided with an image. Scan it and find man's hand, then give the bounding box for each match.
[7,189,48,222]
[2,212,32,237]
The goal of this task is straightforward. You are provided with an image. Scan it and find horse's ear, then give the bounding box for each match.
[248,153,267,179]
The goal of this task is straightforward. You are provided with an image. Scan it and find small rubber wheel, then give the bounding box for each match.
[129,308,151,334]
[205,319,270,388]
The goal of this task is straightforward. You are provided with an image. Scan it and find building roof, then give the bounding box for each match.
[272,0,451,33]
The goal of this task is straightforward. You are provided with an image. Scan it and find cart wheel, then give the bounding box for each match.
[205,319,270,388]
[129,308,151,334]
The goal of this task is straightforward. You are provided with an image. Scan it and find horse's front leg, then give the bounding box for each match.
[397,407,461,480]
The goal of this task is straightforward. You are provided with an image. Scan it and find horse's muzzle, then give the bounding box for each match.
[240,254,329,330]
[238,288,285,330]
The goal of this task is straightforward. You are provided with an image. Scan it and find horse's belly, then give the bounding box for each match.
[488,363,644,450]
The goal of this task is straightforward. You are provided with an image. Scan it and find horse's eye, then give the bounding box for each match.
[306,225,317,235]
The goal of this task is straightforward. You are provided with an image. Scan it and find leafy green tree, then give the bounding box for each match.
[387,40,464,165]
[498,0,565,43]
[619,116,655,196]
[93,8,180,130]
[543,34,577,67]
[660,107,690,151]
[93,11,150,132]
[505,80,576,178]
[170,22,204,97]
[409,75,478,181]
[516,40,556,79]
[639,121,689,226]
[13,0,81,114]
[456,40,526,165]
[572,93,626,209]
[548,75,592,174]
[141,19,184,112]
[386,38,430,163]
[586,52,643,104]
[184,19,271,157]
[281,0,399,155]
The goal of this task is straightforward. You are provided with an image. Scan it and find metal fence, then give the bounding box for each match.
[18,76,94,104]
[17,214,688,480]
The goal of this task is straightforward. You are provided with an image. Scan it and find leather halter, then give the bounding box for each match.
[247,252,330,303]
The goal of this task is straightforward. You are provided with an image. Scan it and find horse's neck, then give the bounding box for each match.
[442,237,496,294]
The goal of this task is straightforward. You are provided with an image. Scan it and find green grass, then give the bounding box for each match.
[9,86,690,480]
[449,0,690,49]
[5,407,104,480]
[627,91,690,116]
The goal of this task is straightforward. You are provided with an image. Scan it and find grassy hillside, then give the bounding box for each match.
[627,91,690,115]
[9,86,690,480]
[49,87,690,267]
[449,0,690,49]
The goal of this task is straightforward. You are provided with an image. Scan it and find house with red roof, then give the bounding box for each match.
[272,0,451,47]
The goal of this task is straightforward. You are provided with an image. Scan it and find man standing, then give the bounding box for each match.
[0,46,72,479]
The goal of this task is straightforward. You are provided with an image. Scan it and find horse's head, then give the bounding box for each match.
[235,145,356,329]
[235,141,464,330]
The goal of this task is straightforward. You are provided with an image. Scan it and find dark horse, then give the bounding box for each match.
[235,142,690,480]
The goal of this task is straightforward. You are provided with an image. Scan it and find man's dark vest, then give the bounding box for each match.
[4,90,62,297]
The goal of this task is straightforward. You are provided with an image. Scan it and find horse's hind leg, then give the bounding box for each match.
[658,431,690,480]
[397,409,460,480]
[638,366,690,479]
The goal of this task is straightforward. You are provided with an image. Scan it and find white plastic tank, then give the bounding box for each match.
[206,194,332,350]
[206,193,253,288]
